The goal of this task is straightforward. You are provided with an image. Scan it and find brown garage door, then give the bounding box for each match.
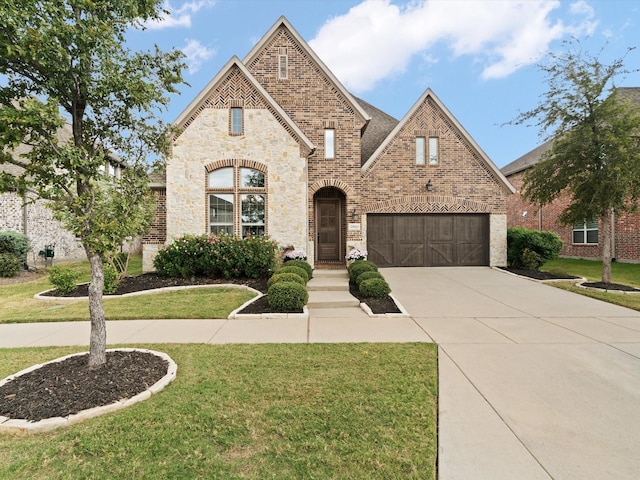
[367,214,489,267]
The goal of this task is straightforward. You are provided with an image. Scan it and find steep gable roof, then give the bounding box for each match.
[356,97,399,166]
[243,16,371,130]
[362,88,515,193]
[172,55,314,153]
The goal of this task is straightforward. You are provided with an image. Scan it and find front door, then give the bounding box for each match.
[317,199,341,261]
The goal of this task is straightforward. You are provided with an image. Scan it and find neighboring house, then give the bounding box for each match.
[502,87,640,263]
[142,16,514,271]
[0,120,130,265]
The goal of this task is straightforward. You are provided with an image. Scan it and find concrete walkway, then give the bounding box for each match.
[383,267,640,480]
[2,267,640,478]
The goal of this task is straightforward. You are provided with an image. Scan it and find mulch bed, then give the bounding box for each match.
[500,267,579,281]
[581,281,640,292]
[0,351,168,422]
[349,282,401,314]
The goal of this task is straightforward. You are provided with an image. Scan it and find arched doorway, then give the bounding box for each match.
[314,187,346,264]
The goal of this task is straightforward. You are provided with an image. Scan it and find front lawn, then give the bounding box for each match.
[0,343,438,479]
[0,256,258,323]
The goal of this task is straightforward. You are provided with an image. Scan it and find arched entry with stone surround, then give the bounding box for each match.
[313,187,347,264]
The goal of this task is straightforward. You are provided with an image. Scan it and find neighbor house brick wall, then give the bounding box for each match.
[506,170,640,262]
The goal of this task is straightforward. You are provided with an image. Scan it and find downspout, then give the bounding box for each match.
[611,208,616,261]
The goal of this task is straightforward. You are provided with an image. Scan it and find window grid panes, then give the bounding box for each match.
[278,55,288,79]
[573,220,598,244]
[208,166,266,237]
[230,108,243,135]
[416,137,425,165]
[324,128,335,159]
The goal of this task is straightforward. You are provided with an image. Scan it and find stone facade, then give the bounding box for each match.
[146,17,513,270]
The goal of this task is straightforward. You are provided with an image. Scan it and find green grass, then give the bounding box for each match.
[0,343,438,479]
[0,256,257,323]
[542,257,640,287]
[541,258,640,311]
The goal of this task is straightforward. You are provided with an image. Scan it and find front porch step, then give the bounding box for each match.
[307,290,359,308]
[308,269,349,292]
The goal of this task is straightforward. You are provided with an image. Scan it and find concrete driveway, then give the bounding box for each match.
[384,267,640,480]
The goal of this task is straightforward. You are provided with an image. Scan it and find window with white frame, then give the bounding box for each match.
[207,165,266,237]
[230,107,243,135]
[573,220,598,244]
[324,128,335,159]
[428,137,439,165]
[416,136,425,165]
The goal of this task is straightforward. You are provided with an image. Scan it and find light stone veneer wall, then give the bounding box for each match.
[490,213,507,266]
[167,108,308,251]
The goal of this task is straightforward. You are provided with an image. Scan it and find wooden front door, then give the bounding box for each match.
[316,199,341,261]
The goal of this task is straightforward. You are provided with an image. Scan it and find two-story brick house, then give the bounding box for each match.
[142,16,514,271]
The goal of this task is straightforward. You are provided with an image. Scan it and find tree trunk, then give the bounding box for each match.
[86,250,107,369]
[601,209,612,284]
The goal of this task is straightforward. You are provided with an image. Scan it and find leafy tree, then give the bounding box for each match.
[511,43,640,283]
[0,1,185,368]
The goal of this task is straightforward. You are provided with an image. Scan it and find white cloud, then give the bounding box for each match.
[182,39,216,74]
[145,0,216,30]
[309,0,597,92]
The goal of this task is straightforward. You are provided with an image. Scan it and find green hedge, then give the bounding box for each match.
[154,234,278,279]
[0,253,21,277]
[348,260,378,283]
[281,259,313,279]
[267,281,308,311]
[48,265,80,294]
[274,265,309,284]
[356,270,384,286]
[0,230,30,264]
[507,227,563,270]
[267,272,306,289]
[359,277,391,299]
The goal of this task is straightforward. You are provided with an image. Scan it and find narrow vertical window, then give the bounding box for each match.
[324,128,335,159]
[278,47,288,80]
[428,137,438,165]
[416,137,425,165]
[230,107,243,135]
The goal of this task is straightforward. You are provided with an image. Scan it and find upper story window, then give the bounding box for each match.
[278,47,288,80]
[207,164,266,237]
[428,137,439,165]
[230,107,243,135]
[324,128,335,159]
[416,137,425,165]
[573,220,598,244]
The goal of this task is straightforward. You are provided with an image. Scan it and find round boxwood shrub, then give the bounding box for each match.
[356,270,384,286]
[281,259,313,279]
[48,265,80,294]
[267,281,309,311]
[267,272,306,289]
[359,277,391,299]
[0,253,22,277]
[274,265,309,284]
[348,260,378,283]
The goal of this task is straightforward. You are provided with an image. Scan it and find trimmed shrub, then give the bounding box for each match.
[274,265,309,284]
[359,277,391,299]
[0,253,21,277]
[267,281,308,311]
[348,260,378,283]
[153,234,278,279]
[0,230,30,264]
[281,259,312,279]
[507,227,563,270]
[356,270,384,286]
[102,263,119,295]
[267,272,306,289]
[48,265,80,294]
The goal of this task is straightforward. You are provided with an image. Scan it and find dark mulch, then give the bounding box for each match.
[582,282,640,292]
[500,267,579,281]
[236,294,303,314]
[349,282,401,314]
[43,273,269,297]
[0,351,168,422]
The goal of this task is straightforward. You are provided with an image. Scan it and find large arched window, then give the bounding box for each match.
[207,165,266,237]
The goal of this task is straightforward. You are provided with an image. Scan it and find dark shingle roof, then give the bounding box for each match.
[355,97,399,166]
[501,87,640,177]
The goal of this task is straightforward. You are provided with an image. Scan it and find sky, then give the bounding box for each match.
[126,0,640,168]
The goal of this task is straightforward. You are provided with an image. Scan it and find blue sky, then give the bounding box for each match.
[126,0,640,168]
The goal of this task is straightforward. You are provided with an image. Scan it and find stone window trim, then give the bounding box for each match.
[229,99,245,136]
[205,159,268,237]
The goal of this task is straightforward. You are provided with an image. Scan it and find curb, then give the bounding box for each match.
[228,294,310,320]
[359,293,410,318]
[0,348,177,435]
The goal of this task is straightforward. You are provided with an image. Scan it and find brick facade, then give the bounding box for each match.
[146,17,513,270]
[506,170,640,262]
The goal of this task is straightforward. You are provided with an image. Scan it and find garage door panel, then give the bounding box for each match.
[368,214,489,267]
